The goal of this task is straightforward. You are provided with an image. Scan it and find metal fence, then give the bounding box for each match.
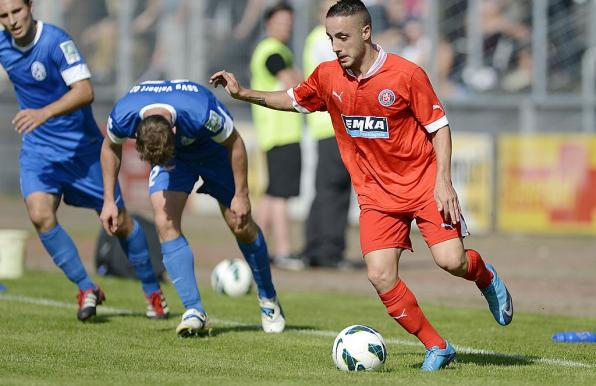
[1,0,595,229]
[1,0,594,130]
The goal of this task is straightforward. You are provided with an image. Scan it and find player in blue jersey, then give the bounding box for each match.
[100,79,286,337]
[0,0,169,321]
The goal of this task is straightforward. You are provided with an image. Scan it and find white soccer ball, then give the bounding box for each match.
[332,324,387,371]
[210,258,253,297]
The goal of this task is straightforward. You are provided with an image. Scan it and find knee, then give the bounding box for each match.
[435,249,467,276]
[232,222,258,244]
[154,214,179,241]
[367,266,397,293]
[28,207,55,233]
[113,212,134,239]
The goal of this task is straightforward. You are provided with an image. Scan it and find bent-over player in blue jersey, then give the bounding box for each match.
[0,0,168,321]
[101,79,286,336]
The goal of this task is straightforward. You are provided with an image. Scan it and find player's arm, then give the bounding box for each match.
[431,125,461,224]
[209,70,295,111]
[13,79,94,134]
[99,136,124,235]
[221,128,251,231]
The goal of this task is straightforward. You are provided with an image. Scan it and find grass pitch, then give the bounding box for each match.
[1,272,595,385]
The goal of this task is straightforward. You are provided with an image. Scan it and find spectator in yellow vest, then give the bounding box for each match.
[250,2,304,269]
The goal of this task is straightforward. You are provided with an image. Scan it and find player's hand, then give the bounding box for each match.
[12,108,52,134]
[209,70,241,98]
[434,176,461,224]
[100,200,120,236]
[230,193,251,233]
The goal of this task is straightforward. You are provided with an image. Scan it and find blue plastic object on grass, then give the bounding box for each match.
[0,283,6,292]
[552,332,596,343]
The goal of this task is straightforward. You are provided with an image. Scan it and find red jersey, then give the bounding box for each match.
[289,46,448,212]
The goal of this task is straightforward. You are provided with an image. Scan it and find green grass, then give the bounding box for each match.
[1,272,595,385]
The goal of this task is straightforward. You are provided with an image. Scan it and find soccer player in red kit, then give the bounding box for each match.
[211,0,513,371]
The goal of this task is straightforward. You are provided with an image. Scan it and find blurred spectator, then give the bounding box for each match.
[75,0,158,84]
[133,0,189,80]
[462,0,532,92]
[298,0,361,270]
[249,2,304,269]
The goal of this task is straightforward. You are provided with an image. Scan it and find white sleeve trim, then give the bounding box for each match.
[424,115,449,133]
[61,64,91,86]
[286,88,312,114]
[211,106,234,143]
[107,129,127,144]
[106,116,127,144]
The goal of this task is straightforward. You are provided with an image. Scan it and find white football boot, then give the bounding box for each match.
[176,308,208,337]
[259,297,285,333]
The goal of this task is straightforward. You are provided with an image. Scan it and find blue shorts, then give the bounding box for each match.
[148,155,235,208]
[19,147,124,211]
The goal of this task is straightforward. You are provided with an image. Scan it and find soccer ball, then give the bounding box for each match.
[332,324,387,371]
[210,258,253,297]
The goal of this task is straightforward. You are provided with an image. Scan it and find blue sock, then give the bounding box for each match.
[237,228,276,299]
[118,220,161,296]
[161,236,204,312]
[39,224,95,291]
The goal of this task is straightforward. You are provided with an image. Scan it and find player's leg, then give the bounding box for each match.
[26,192,98,293]
[417,201,513,326]
[20,153,103,321]
[110,207,168,319]
[148,161,211,335]
[263,143,301,268]
[361,208,455,371]
[219,203,285,333]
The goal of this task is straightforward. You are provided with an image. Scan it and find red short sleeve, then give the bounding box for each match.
[408,67,448,133]
[289,65,327,113]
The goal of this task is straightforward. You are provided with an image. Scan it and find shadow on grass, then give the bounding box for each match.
[405,351,534,370]
[207,324,319,337]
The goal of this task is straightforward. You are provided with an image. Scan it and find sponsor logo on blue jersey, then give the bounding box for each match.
[341,115,389,138]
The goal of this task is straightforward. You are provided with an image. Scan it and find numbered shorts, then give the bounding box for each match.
[148,155,235,208]
[19,148,124,211]
[359,200,468,256]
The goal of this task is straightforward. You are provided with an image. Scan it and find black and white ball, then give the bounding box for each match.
[332,324,387,371]
[210,258,253,297]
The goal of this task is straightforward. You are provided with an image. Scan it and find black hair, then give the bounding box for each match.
[326,0,372,28]
[264,1,294,22]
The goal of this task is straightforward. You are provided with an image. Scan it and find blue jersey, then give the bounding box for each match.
[0,21,102,161]
[108,80,234,161]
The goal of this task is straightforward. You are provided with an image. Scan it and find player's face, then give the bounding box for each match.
[326,15,369,70]
[0,0,33,41]
[267,10,293,43]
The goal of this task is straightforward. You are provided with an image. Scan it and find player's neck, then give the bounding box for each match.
[351,43,379,80]
[14,20,37,48]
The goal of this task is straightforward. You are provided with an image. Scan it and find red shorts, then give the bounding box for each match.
[359,201,468,256]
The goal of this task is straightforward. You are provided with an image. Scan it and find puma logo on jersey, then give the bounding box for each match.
[341,115,389,138]
[433,104,443,111]
[332,90,343,103]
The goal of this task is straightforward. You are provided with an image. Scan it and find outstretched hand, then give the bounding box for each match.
[209,70,241,98]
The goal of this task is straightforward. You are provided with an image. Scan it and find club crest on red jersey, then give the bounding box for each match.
[378,89,395,107]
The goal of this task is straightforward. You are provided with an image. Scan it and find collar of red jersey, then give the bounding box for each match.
[345,44,387,80]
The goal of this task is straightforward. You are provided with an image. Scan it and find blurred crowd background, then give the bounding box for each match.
[0,0,595,236]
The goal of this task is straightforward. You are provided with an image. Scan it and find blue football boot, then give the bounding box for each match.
[481,264,513,326]
[421,340,456,371]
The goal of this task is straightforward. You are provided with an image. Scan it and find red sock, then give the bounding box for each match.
[378,280,445,349]
[464,249,493,289]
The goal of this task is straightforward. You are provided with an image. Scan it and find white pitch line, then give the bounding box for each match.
[1,293,594,369]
